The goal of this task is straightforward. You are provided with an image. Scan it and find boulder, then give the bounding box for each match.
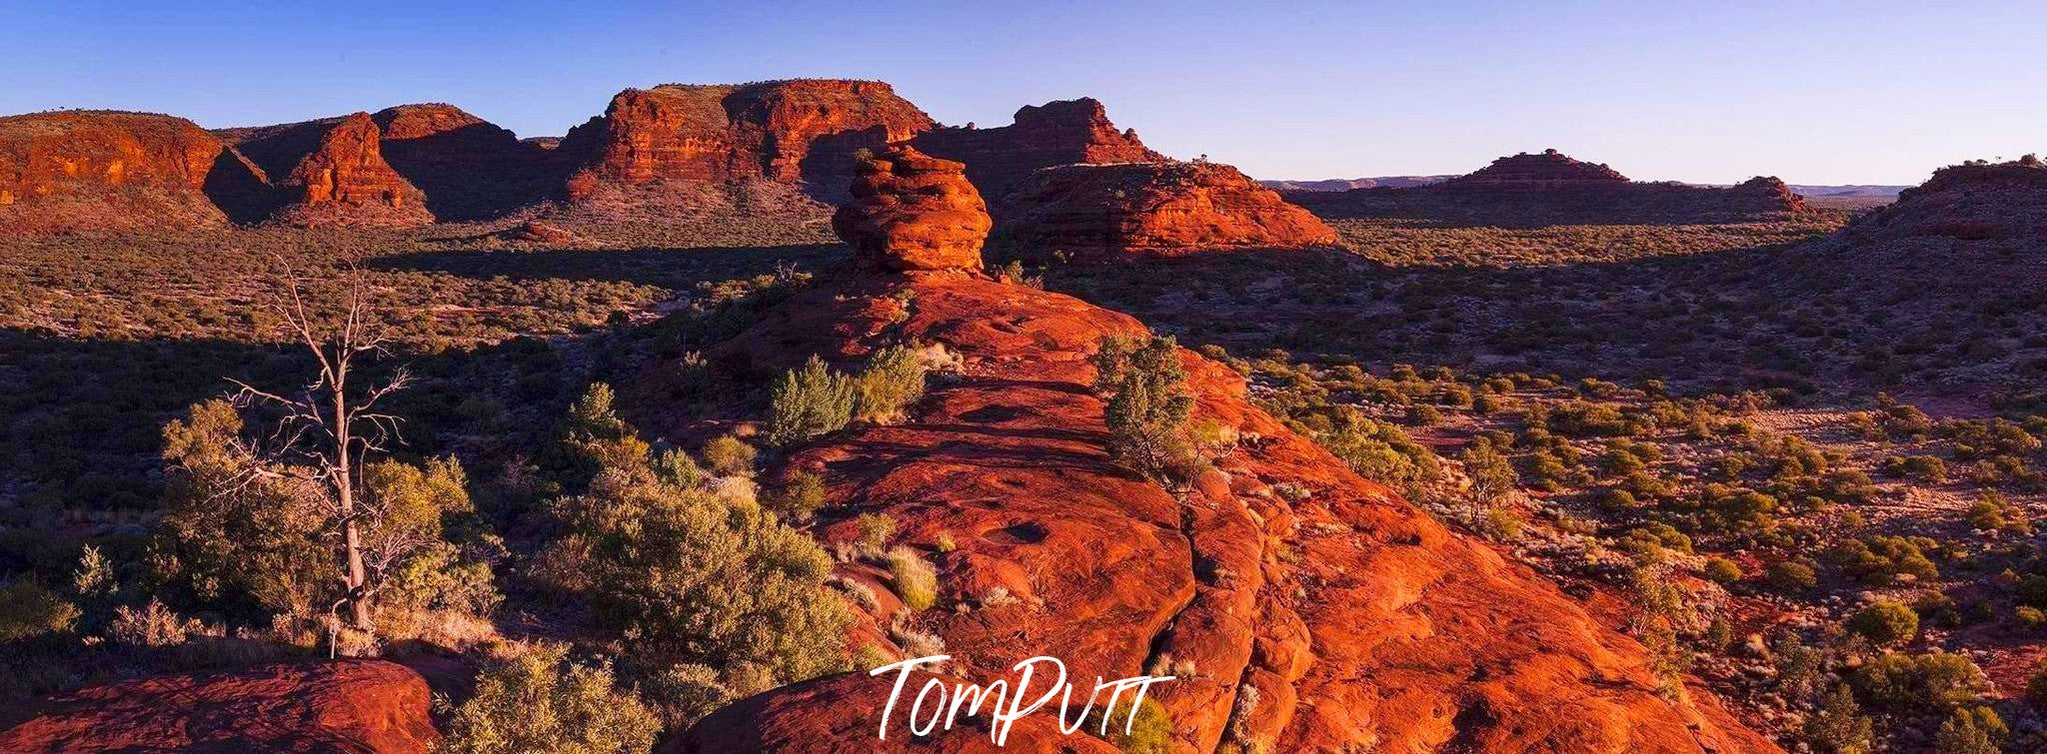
[913,98,1164,201]
[0,660,436,753]
[0,110,259,234]
[831,145,990,272]
[1001,160,1338,255]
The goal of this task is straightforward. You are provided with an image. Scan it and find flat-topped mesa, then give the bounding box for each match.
[1001,160,1338,256]
[1444,148,1630,188]
[219,112,432,227]
[560,79,935,202]
[0,110,259,234]
[831,145,990,272]
[911,97,1166,202]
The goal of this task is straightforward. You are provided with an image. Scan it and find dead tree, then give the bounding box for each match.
[231,259,410,632]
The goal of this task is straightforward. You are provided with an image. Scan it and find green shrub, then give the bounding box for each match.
[1882,454,1950,484]
[856,513,897,549]
[0,581,80,641]
[765,356,855,447]
[546,427,852,687]
[764,471,827,521]
[1851,651,1987,710]
[438,643,660,754]
[2027,662,2047,708]
[850,345,927,425]
[1846,601,1919,646]
[1768,561,1819,592]
[699,435,757,477]
[1933,707,2002,754]
[1702,558,1742,585]
[1802,685,1874,754]
[884,546,939,611]
[1084,696,1173,754]
[1829,535,1939,585]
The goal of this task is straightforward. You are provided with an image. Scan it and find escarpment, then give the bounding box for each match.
[661,153,1780,754]
[218,112,432,227]
[560,79,934,203]
[0,110,259,234]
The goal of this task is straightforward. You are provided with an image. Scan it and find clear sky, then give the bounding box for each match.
[4,0,2042,185]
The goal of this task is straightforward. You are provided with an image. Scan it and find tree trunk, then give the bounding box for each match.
[334,381,371,631]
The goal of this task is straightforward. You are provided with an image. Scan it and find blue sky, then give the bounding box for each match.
[3,0,2042,185]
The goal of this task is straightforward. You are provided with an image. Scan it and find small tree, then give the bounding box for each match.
[1092,335,1200,484]
[1802,685,1874,754]
[226,261,413,632]
[1460,438,1517,520]
[764,356,854,447]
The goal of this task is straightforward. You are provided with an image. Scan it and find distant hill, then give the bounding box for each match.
[1261,175,1906,200]
[1258,175,1453,191]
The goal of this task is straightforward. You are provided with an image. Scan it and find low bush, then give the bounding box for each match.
[437,642,660,754]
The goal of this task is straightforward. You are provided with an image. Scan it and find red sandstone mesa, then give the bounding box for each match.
[912,97,1165,202]
[218,112,432,227]
[559,79,934,202]
[832,145,992,272]
[1001,160,1339,255]
[0,110,259,234]
[0,660,437,753]
[663,160,1779,754]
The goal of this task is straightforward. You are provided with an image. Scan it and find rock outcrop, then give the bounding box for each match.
[832,145,990,272]
[653,164,1779,754]
[373,103,574,220]
[1288,149,1814,226]
[1000,161,1338,255]
[0,110,261,234]
[560,80,934,203]
[0,660,436,753]
[219,113,433,227]
[912,98,1165,202]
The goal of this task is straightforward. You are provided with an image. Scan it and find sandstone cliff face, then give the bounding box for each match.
[561,80,934,202]
[912,98,1165,202]
[832,145,991,272]
[374,103,571,220]
[1001,161,1338,255]
[220,112,432,227]
[0,660,436,753]
[663,168,1777,754]
[0,110,257,234]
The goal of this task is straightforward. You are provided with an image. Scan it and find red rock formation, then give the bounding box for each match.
[0,110,259,234]
[647,167,1778,754]
[1001,161,1338,255]
[832,145,991,272]
[0,660,436,753]
[373,103,572,220]
[561,80,934,202]
[1443,148,1630,188]
[218,112,432,227]
[912,98,1165,201]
